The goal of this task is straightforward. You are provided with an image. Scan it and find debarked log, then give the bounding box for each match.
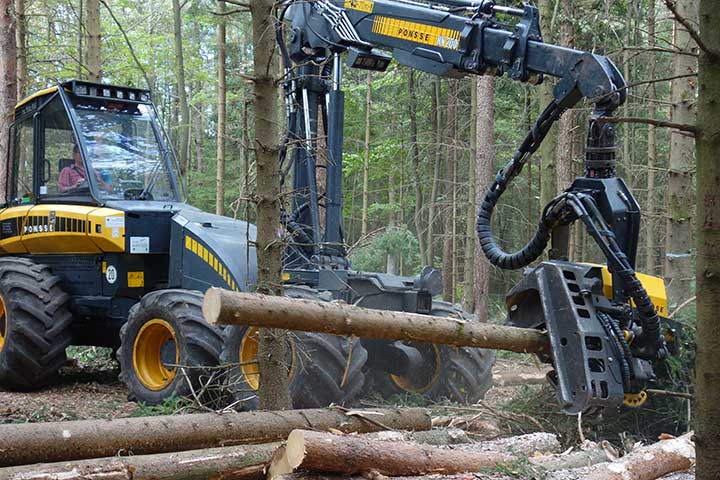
[203,289,549,354]
[0,407,430,467]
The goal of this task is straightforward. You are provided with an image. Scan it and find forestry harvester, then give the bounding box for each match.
[0,0,674,414]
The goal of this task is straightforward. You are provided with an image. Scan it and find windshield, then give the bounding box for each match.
[69,97,183,202]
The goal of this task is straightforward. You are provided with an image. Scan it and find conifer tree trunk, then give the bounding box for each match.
[361,72,372,237]
[442,80,458,302]
[172,0,189,176]
[537,0,557,211]
[14,0,24,100]
[473,76,494,322]
[462,78,478,312]
[695,2,720,477]
[426,79,442,265]
[555,0,574,192]
[250,0,292,410]
[407,69,426,266]
[645,0,658,274]
[84,0,101,82]
[665,0,697,306]
[215,1,226,216]
[0,0,15,199]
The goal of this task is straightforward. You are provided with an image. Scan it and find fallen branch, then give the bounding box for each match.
[203,289,549,354]
[0,443,279,480]
[0,407,430,467]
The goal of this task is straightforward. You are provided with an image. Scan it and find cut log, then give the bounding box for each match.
[546,432,695,480]
[529,441,616,471]
[203,289,549,354]
[267,430,560,479]
[0,443,279,480]
[0,407,430,467]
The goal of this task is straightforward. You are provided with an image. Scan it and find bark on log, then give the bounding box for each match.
[203,290,549,354]
[0,408,429,467]
[363,428,471,445]
[267,430,559,479]
[546,433,695,480]
[0,443,279,480]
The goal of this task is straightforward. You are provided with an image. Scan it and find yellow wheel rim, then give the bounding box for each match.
[0,296,6,353]
[132,319,178,391]
[390,343,442,394]
[239,327,295,391]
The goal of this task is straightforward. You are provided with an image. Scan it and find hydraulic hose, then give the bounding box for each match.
[476,100,565,269]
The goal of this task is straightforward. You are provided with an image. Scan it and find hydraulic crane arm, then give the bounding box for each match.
[280,0,669,415]
[284,0,626,112]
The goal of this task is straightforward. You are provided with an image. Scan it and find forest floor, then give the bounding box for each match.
[0,353,547,424]
[0,352,694,479]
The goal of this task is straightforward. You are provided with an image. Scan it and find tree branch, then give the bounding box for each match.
[219,0,249,7]
[619,46,699,57]
[597,116,696,135]
[663,0,719,59]
[99,0,153,90]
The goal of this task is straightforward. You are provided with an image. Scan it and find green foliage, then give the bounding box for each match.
[66,346,116,370]
[131,393,190,417]
[350,226,421,274]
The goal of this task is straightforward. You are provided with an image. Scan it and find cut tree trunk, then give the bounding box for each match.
[203,289,549,354]
[0,443,279,480]
[268,430,558,479]
[546,432,695,480]
[0,407,429,467]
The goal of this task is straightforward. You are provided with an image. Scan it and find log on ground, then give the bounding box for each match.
[267,430,560,479]
[203,289,549,354]
[546,432,695,480]
[0,443,279,480]
[0,407,429,467]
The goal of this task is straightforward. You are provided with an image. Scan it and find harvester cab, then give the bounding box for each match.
[0,81,255,401]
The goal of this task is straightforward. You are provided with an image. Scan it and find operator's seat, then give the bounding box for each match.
[58,158,73,172]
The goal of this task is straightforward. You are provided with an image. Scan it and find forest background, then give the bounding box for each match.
[1,0,698,320]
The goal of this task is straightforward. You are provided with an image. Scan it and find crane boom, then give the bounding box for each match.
[278,0,670,415]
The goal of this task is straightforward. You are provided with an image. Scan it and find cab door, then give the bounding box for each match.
[0,115,35,254]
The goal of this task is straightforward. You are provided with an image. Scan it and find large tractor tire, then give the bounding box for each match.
[368,301,494,404]
[118,289,223,405]
[221,286,367,410]
[0,258,73,391]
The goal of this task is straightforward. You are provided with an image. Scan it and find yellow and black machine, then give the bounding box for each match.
[0,0,678,414]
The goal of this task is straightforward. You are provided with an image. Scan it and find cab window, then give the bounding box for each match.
[12,117,34,205]
[39,96,82,198]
